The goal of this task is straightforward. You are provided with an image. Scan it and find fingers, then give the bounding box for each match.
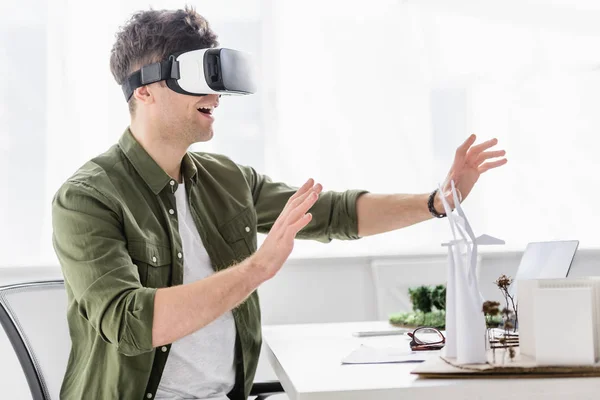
[286,178,315,205]
[478,158,508,173]
[456,134,477,157]
[284,194,318,239]
[290,183,322,207]
[475,150,506,165]
[288,213,313,237]
[272,180,322,233]
[281,184,321,223]
[467,138,499,159]
[284,187,320,228]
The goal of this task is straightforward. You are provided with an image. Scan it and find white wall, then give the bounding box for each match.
[258,248,599,327]
[1,249,599,398]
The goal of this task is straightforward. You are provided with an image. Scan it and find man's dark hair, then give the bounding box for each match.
[110,6,219,115]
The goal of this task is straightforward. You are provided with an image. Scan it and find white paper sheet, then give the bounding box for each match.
[341,344,427,364]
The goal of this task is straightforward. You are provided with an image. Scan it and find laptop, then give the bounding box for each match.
[509,240,580,301]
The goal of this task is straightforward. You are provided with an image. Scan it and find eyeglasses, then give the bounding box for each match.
[407,327,446,351]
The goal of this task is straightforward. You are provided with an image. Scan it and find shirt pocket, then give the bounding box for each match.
[128,241,172,288]
[219,206,257,262]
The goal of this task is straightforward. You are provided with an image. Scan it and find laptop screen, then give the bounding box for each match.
[509,240,579,300]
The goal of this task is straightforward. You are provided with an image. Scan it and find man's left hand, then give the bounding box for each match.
[439,134,507,209]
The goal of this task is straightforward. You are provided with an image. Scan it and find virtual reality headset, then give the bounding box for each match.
[121,48,256,101]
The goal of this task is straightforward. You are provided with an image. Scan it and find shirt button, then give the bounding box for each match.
[245,226,250,233]
[169,209,175,215]
[146,394,153,399]
[152,256,157,263]
[161,346,168,352]
[177,252,183,259]
[170,180,175,186]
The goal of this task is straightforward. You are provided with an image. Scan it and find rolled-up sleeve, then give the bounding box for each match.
[52,180,156,356]
[239,165,369,242]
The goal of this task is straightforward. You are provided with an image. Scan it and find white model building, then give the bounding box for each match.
[518,277,600,365]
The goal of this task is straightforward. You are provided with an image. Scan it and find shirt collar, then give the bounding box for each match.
[181,152,199,186]
[118,127,198,195]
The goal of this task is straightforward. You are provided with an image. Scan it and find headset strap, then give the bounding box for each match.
[121,58,180,101]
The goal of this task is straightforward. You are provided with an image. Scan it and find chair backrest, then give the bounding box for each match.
[0,281,70,400]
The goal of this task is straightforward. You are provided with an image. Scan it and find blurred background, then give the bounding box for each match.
[2,0,600,265]
[2,0,600,397]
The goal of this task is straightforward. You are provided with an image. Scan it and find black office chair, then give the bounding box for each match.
[0,280,284,400]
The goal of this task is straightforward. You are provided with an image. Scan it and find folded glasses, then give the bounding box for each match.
[407,327,446,351]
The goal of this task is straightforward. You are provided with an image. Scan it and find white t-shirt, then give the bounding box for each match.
[156,182,237,400]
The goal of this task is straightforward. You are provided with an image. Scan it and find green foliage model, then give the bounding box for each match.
[389,310,446,329]
[408,286,433,313]
[391,284,500,329]
[431,285,446,311]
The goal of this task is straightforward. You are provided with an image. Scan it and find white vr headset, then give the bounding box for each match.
[121,47,256,101]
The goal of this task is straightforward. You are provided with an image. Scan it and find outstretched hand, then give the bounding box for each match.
[251,178,322,280]
[441,134,507,207]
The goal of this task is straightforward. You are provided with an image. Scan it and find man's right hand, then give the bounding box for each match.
[251,178,322,280]
[152,178,322,346]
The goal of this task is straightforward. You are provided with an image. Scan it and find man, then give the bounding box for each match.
[52,6,507,400]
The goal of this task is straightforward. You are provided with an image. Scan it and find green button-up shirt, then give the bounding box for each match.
[52,128,367,400]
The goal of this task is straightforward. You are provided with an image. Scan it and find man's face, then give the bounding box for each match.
[149,83,220,144]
